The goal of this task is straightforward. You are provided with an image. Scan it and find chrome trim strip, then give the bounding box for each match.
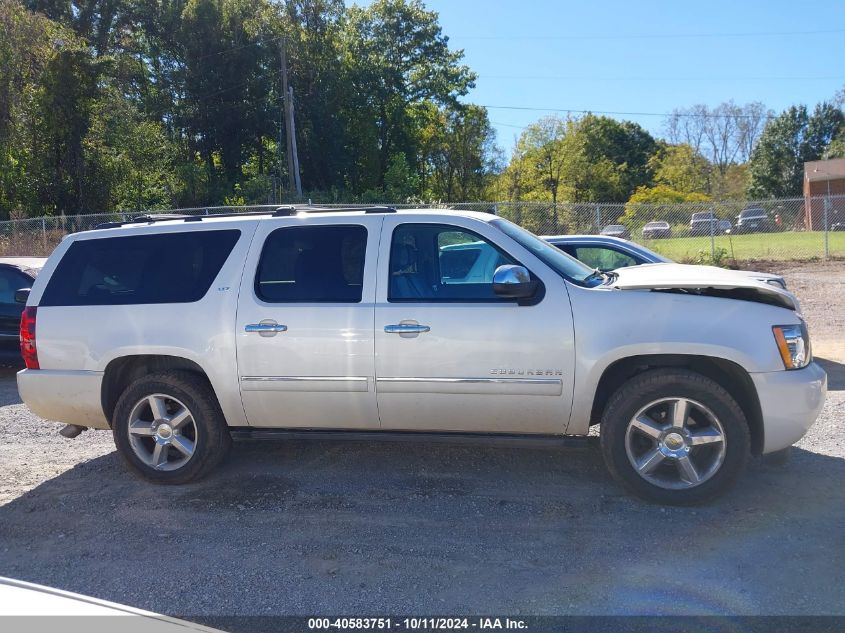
[241,376,368,382]
[377,377,561,385]
[240,376,369,393]
[376,376,562,396]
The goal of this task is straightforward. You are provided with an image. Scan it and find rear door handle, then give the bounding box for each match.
[384,324,430,334]
[245,321,288,336]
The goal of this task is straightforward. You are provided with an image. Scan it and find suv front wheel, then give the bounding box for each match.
[600,369,750,504]
[112,371,231,483]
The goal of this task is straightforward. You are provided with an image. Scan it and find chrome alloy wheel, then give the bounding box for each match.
[126,394,197,471]
[624,397,727,490]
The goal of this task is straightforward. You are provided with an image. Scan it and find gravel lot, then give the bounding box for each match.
[0,262,843,620]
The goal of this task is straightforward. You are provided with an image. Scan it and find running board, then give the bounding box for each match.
[228,428,593,449]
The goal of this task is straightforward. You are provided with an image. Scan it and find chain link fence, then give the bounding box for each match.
[0,196,843,264]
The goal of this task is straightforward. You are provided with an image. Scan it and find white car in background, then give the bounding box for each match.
[543,234,788,289]
[0,576,216,630]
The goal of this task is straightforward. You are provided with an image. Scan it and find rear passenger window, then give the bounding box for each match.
[255,225,367,303]
[40,230,240,306]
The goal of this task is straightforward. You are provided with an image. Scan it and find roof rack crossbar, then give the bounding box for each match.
[93,205,397,230]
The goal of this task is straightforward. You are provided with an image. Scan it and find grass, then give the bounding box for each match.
[640,231,845,263]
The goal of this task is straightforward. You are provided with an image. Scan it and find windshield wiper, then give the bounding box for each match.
[584,269,618,286]
[584,268,606,284]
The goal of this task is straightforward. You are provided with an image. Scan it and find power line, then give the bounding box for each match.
[452,28,845,41]
[481,105,775,119]
[480,74,845,82]
[491,121,530,131]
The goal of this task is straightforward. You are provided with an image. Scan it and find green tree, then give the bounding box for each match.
[749,103,845,198]
[419,104,498,201]
[342,0,476,188]
[649,143,710,194]
[180,0,278,190]
[0,0,63,217]
[825,134,845,159]
[576,114,657,201]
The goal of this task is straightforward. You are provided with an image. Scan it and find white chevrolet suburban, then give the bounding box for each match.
[16,207,827,504]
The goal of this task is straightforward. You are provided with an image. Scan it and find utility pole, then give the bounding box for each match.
[288,86,302,197]
[280,38,302,198]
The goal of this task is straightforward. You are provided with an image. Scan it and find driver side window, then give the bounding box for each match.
[389,224,518,302]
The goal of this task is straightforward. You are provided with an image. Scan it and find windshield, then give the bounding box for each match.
[490,218,599,285]
[741,209,766,218]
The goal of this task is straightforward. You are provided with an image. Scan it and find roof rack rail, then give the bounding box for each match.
[93,205,397,230]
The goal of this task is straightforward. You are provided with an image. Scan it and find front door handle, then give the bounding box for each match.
[384,324,430,334]
[245,321,288,337]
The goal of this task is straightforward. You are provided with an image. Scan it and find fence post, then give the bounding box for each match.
[824,192,830,260]
[41,218,47,253]
[594,203,600,233]
[709,213,716,262]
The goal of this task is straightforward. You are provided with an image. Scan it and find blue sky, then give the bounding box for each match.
[350,0,845,153]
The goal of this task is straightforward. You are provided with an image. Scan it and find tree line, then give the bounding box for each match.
[0,0,497,218]
[1,0,843,220]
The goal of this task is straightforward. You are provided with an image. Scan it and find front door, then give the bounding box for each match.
[236,216,383,428]
[374,217,576,434]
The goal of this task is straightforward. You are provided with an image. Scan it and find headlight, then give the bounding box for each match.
[772,323,811,369]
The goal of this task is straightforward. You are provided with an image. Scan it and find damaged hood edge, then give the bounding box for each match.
[608,263,799,311]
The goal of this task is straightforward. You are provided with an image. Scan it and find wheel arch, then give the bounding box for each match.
[589,354,765,455]
[101,355,215,427]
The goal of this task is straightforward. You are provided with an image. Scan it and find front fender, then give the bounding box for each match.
[564,284,798,434]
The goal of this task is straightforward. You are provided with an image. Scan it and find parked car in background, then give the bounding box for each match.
[832,222,845,232]
[735,208,773,234]
[641,221,671,240]
[0,258,46,363]
[719,219,732,233]
[689,211,722,237]
[600,224,630,239]
[543,235,788,289]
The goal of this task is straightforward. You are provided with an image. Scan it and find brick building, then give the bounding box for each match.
[804,158,845,230]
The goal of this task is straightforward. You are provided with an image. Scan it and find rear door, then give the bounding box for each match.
[235,216,382,429]
[374,216,575,435]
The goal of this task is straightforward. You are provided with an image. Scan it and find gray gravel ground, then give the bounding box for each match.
[0,263,843,618]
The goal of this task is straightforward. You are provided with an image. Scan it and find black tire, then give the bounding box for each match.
[600,368,750,505]
[112,371,231,484]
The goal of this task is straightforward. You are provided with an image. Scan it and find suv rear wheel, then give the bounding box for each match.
[112,371,231,483]
[600,369,750,504]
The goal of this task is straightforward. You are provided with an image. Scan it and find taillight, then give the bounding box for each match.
[20,306,38,369]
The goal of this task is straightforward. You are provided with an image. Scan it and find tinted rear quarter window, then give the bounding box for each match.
[40,230,241,306]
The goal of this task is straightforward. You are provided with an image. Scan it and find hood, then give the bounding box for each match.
[608,263,798,311]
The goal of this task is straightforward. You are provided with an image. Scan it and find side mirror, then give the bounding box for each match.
[14,288,30,304]
[493,265,538,301]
